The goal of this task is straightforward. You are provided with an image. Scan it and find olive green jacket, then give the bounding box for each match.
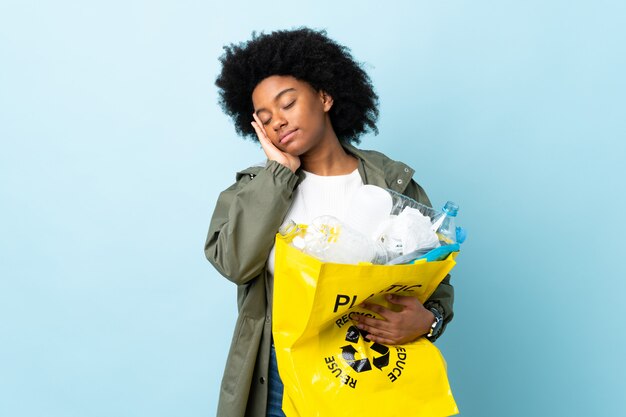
[204,143,454,417]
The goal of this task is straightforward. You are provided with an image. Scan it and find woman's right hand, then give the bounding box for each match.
[251,113,301,173]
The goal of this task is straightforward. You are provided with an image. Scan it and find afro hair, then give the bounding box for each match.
[215,27,379,144]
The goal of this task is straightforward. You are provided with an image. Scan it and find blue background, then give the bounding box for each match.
[1,1,624,416]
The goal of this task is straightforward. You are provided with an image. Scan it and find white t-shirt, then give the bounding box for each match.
[266,168,363,276]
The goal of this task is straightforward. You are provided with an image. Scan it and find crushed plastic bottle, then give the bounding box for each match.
[280,216,389,265]
[376,206,440,260]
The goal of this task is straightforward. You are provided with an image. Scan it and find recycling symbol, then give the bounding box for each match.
[340,325,390,373]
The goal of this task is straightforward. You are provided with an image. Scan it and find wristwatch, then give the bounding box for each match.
[425,306,444,340]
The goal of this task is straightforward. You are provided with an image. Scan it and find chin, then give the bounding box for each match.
[279,142,307,157]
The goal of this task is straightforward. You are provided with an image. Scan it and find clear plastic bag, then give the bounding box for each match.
[280,186,464,265]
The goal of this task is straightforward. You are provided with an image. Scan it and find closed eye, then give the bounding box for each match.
[260,100,295,125]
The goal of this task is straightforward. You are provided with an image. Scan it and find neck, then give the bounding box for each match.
[300,126,358,176]
[300,140,358,175]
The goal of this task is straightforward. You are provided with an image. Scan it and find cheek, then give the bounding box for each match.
[305,109,327,136]
[269,132,281,146]
[299,103,325,128]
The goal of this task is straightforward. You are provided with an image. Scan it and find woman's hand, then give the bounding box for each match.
[251,113,301,173]
[352,294,435,345]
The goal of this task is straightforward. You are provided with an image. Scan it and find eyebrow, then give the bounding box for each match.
[255,88,297,115]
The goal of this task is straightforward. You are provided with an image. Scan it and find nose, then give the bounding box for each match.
[271,114,287,132]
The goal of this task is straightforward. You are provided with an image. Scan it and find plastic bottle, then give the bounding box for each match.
[278,220,306,250]
[430,201,465,245]
[282,216,389,264]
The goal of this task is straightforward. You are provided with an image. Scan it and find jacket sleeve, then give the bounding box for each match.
[404,179,455,341]
[204,160,299,285]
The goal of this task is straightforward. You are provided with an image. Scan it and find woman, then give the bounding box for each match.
[205,27,454,417]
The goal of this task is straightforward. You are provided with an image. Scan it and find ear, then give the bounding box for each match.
[319,90,334,112]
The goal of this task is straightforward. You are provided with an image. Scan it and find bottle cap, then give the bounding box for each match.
[442,201,459,217]
[279,220,297,237]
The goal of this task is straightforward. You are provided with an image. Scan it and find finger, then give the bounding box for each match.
[252,113,274,143]
[251,120,271,146]
[251,121,266,142]
[360,302,393,319]
[251,114,273,145]
[353,315,394,333]
[251,113,266,134]
[353,320,394,338]
[251,120,279,158]
[385,294,420,308]
[364,333,396,345]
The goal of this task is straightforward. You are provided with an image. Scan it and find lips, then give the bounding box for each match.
[279,129,298,144]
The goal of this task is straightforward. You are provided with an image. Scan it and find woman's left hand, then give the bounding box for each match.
[353,294,435,345]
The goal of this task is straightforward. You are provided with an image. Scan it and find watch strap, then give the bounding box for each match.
[426,306,444,340]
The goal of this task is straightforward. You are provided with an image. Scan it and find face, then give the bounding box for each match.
[251,75,334,156]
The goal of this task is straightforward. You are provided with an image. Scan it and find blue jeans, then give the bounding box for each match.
[266,343,286,417]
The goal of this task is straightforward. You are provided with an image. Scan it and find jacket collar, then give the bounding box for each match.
[342,142,414,194]
[236,142,415,194]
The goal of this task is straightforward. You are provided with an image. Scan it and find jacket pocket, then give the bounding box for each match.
[221,314,263,396]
